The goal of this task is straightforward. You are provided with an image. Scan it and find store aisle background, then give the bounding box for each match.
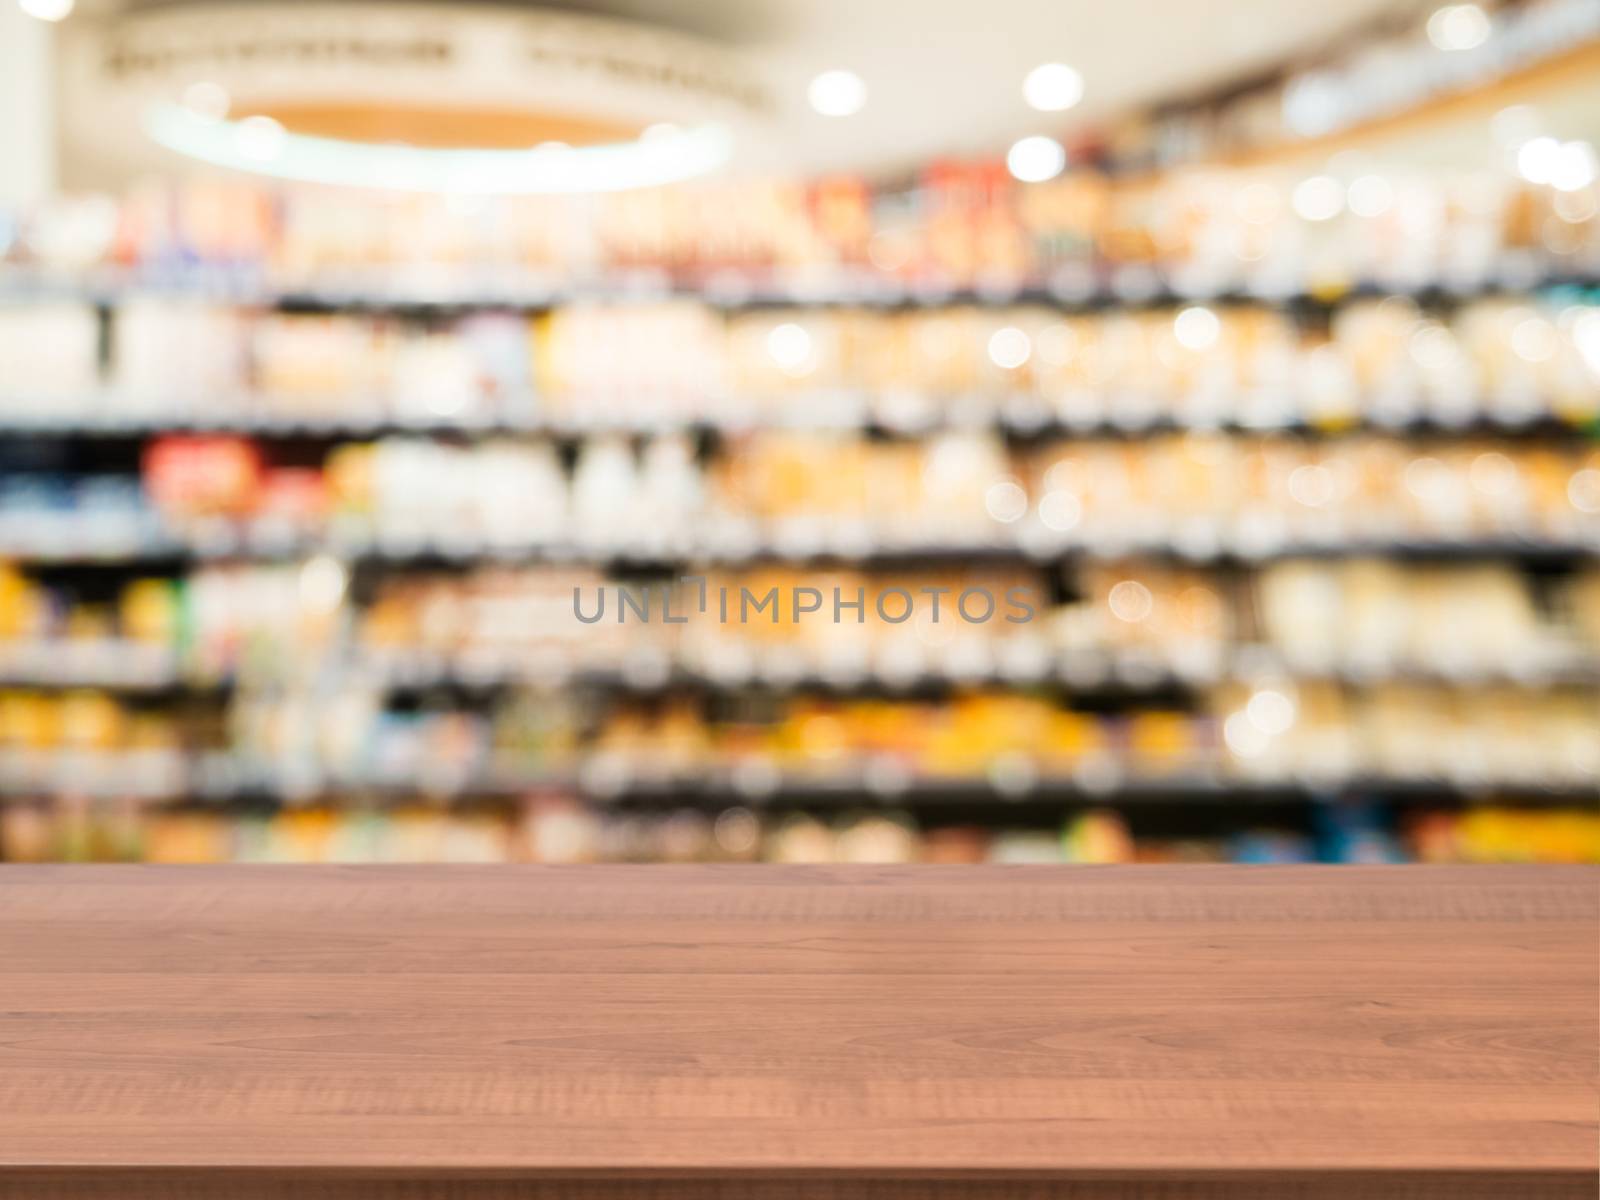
[0,0,1596,865]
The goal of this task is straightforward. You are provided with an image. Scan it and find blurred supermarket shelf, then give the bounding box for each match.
[2,748,1596,805]
[355,651,1600,693]
[1,399,1595,441]
[6,284,1598,440]
[3,267,1596,313]
[4,793,1593,865]
[3,530,1594,566]
[2,6,1596,866]
[5,640,1598,693]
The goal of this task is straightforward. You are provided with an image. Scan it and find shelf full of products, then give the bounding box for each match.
[3,792,1597,866]
[3,148,1597,301]
[2,120,1598,862]
[1,428,1595,563]
[2,551,1597,804]
[3,289,1599,435]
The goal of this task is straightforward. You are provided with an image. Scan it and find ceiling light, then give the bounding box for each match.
[1023,63,1084,112]
[1426,4,1491,51]
[143,102,734,194]
[1006,136,1065,183]
[18,0,73,19]
[807,70,866,117]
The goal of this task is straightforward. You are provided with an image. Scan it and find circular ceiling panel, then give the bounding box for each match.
[58,1,769,191]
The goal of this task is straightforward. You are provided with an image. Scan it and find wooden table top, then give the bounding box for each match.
[0,864,1595,1200]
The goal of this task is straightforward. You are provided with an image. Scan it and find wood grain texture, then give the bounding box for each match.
[0,865,1594,1200]
[0,1175,1593,1200]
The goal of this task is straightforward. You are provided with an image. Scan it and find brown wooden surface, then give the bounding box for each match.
[0,865,1595,1199]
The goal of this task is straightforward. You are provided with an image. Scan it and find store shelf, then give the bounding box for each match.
[2,750,1595,805]
[547,772,1600,807]
[347,649,1600,694]
[1,401,1594,441]
[4,529,1595,567]
[4,268,1594,313]
[7,642,1597,693]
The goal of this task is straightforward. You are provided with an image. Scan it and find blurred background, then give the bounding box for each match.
[0,0,1597,865]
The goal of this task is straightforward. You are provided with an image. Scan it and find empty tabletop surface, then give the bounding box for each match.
[0,864,1595,1194]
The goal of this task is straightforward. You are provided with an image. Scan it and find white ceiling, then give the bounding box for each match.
[77,0,1425,177]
